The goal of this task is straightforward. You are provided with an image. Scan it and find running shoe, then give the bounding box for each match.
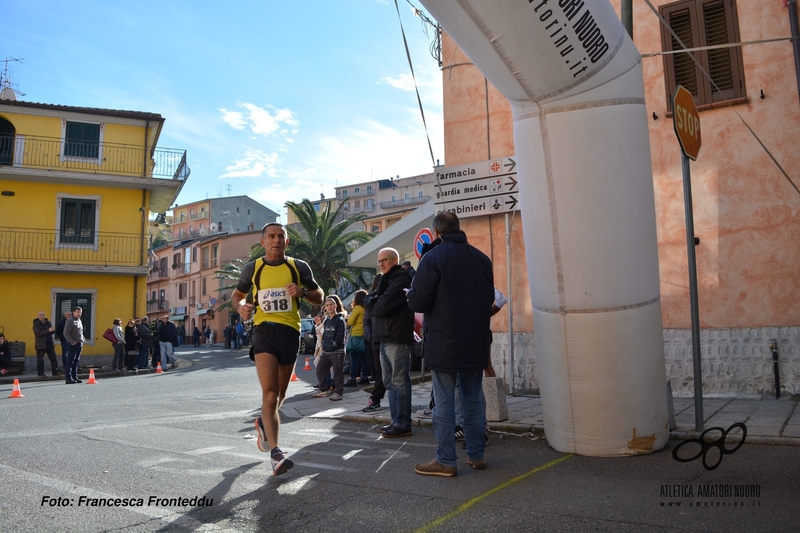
[415,408,432,419]
[362,399,382,412]
[454,425,465,442]
[270,448,294,476]
[255,417,269,452]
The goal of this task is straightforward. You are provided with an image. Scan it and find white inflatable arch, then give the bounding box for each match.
[419,0,669,456]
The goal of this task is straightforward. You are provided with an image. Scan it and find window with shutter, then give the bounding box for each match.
[660,0,745,111]
[64,121,101,159]
[60,198,96,244]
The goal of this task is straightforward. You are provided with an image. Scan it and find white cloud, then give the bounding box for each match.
[219,102,299,138]
[219,108,246,130]
[219,148,279,179]
[378,73,415,92]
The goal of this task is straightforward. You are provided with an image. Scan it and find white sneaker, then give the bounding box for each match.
[416,408,432,419]
[329,392,342,401]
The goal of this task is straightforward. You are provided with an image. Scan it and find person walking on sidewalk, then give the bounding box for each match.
[63,307,85,384]
[364,248,415,439]
[231,222,323,476]
[408,212,494,477]
[32,311,62,378]
[312,296,346,401]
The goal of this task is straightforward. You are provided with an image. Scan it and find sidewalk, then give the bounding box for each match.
[5,350,798,446]
[285,378,800,447]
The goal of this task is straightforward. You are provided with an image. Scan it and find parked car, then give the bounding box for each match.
[299,318,316,354]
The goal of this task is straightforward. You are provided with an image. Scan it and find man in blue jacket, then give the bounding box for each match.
[407,212,494,476]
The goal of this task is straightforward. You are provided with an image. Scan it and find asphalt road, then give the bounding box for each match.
[2,348,798,533]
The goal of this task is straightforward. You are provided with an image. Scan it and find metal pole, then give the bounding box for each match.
[621,0,633,39]
[505,213,514,394]
[681,153,703,432]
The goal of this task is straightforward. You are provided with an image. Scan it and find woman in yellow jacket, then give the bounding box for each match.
[345,290,370,387]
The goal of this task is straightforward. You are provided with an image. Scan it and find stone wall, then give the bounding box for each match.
[493,327,800,398]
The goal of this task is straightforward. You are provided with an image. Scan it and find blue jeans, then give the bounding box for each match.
[60,342,69,369]
[137,346,149,369]
[349,350,368,380]
[159,341,175,368]
[432,369,484,467]
[455,385,487,432]
[380,343,412,431]
[65,342,83,382]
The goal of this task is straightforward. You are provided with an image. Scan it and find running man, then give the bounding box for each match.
[232,223,323,476]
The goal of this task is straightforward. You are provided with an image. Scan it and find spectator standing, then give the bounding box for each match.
[361,274,385,413]
[32,311,61,378]
[138,317,153,370]
[177,325,185,346]
[408,212,494,476]
[235,320,245,348]
[193,326,202,348]
[401,260,416,280]
[124,319,140,373]
[111,318,125,372]
[312,297,346,401]
[345,289,369,386]
[364,248,415,438]
[157,315,178,369]
[55,310,71,370]
[231,222,323,476]
[0,333,10,375]
[63,307,85,384]
[203,326,211,345]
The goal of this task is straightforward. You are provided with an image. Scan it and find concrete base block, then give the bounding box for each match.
[483,377,508,422]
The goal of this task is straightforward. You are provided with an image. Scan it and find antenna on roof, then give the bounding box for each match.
[226,184,232,197]
[0,57,25,101]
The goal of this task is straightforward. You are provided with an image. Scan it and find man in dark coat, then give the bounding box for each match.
[364,248,415,438]
[32,311,61,378]
[407,212,494,476]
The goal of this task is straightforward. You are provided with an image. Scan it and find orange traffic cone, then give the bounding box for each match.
[290,369,298,382]
[8,378,24,398]
[86,369,97,384]
[303,357,312,371]
[156,362,164,374]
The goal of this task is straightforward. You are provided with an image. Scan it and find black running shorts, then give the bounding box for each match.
[251,322,300,366]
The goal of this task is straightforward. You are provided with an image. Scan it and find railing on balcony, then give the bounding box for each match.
[189,211,208,220]
[147,267,170,280]
[146,300,169,313]
[0,228,144,266]
[378,195,431,209]
[0,133,189,179]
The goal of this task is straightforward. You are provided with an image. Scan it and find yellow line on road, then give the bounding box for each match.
[413,454,573,533]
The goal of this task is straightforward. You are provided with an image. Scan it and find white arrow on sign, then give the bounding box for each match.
[435,174,518,203]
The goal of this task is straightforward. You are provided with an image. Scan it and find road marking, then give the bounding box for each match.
[412,455,573,533]
[188,446,236,455]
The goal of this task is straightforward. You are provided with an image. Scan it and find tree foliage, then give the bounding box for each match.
[214,200,374,316]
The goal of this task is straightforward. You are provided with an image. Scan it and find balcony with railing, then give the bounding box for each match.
[379,195,431,209]
[0,133,188,179]
[147,300,169,314]
[189,211,208,220]
[0,227,147,273]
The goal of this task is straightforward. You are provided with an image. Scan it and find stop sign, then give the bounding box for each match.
[673,85,701,160]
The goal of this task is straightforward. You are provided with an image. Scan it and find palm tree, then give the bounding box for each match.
[214,243,264,313]
[214,200,374,315]
[284,199,374,298]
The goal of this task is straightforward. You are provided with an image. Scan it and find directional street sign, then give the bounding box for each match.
[434,157,519,219]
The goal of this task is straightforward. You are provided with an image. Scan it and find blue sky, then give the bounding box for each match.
[2,0,444,220]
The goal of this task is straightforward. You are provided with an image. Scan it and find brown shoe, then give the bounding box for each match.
[466,457,485,470]
[415,459,457,477]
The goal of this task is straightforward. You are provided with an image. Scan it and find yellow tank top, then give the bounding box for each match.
[251,258,302,332]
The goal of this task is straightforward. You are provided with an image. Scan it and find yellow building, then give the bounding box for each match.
[0,96,188,367]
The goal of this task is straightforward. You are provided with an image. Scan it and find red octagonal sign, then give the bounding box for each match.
[673,85,701,161]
